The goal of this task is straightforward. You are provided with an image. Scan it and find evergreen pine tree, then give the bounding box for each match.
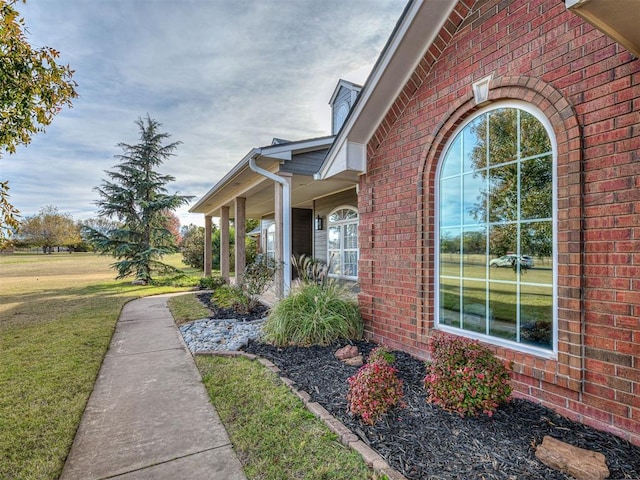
[86,115,192,283]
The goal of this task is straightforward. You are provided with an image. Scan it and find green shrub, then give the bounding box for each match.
[262,283,363,346]
[199,275,226,290]
[423,334,512,417]
[180,225,205,269]
[211,284,246,312]
[347,352,404,425]
[241,257,277,312]
[210,258,276,315]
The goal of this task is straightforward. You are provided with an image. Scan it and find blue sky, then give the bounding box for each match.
[3,0,407,227]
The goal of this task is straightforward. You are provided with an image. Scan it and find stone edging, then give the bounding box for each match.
[196,350,408,480]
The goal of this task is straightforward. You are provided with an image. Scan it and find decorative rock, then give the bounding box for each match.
[179,317,264,353]
[343,355,363,367]
[335,345,359,360]
[535,435,610,480]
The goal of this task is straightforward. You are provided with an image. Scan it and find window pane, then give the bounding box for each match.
[344,223,358,249]
[440,177,461,227]
[489,281,517,341]
[441,135,462,178]
[327,207,358,278]
[266,231,275,255]
[520,111,551,158]
[463,117,483,172]
[344,251,358,277]
[329,252,342,275]
[328,226,340,250]
[521,156,552,220]
[344,209,358,220]
[329,208,358,223]
[489,224,519,281]
[488,163,518,223]
[462,227,486,280]
[463,173,485,224]
[440,279,460,327]
[329,208,357,222]
[521,221,553,284]
[462,279,487,333]
[440,228,460,275]
[488,108,517,166]
[520,285,553,349]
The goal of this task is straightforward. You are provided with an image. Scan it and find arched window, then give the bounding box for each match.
[327,207,358,279]
[436,102,556,354]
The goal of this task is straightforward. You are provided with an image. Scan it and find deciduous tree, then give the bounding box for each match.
[18,205,80,253]
[1,0,78,244]
[0,0,78,154]
[0,180,19,248]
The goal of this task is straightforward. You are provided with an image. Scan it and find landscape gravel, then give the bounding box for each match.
[179,318,264,352]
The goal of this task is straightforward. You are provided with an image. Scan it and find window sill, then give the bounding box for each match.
[435,324,558,360]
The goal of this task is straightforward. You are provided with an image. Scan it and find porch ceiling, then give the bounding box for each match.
[191,164,356,219]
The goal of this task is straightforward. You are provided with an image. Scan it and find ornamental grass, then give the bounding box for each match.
[262,282,363,346]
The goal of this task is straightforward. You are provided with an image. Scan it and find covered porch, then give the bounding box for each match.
[189,136,357,299]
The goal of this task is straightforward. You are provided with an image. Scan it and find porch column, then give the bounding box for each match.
[220,206,230,282]
[204,215,212,277]
[234,197,246,285]
[274,172,292,299]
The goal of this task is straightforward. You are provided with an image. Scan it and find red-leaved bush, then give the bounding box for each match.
[424,334,512,417]
[347,348,404,425]
[367,345,395,365]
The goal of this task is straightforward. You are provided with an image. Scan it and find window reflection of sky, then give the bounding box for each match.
[441,136,462,178]
[440,177,461,227]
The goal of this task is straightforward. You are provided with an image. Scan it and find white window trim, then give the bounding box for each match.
[327,205,359,281]
[434,100,558,359]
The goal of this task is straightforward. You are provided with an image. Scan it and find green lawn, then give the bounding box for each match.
[197,356,382,480]
[0,252,197,480]
[2,253,379,480]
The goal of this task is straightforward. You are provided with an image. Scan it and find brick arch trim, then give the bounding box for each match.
[416,75,584,392]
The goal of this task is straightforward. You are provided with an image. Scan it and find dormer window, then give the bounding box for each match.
[330,79,361,135]
[335,102,349,133]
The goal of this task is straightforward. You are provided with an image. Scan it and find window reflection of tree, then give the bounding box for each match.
[438,106,554,350]
[468,109,552,259]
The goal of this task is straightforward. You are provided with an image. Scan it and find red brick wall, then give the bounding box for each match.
[358,0,640,445]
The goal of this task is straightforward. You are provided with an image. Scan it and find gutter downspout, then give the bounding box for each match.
[249,152,291,296]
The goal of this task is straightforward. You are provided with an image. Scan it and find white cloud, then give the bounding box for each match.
[4,0,407,227]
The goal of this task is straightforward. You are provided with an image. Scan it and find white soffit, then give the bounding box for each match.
[566,0,640,58]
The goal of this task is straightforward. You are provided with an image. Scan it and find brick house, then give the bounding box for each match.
[318,0,639,445]
[192,0,639,445]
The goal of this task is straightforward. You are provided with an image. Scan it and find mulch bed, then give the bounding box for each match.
[195,291,269,322]
[244,340,640,480]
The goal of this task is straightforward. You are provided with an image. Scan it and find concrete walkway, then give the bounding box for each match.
[60,294,247,480]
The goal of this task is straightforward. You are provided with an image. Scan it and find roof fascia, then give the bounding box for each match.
[329,79,363,106]
[189,136,335,214]
[188,148,259,213]
[317,0,458,180]
[260,136,334,159]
